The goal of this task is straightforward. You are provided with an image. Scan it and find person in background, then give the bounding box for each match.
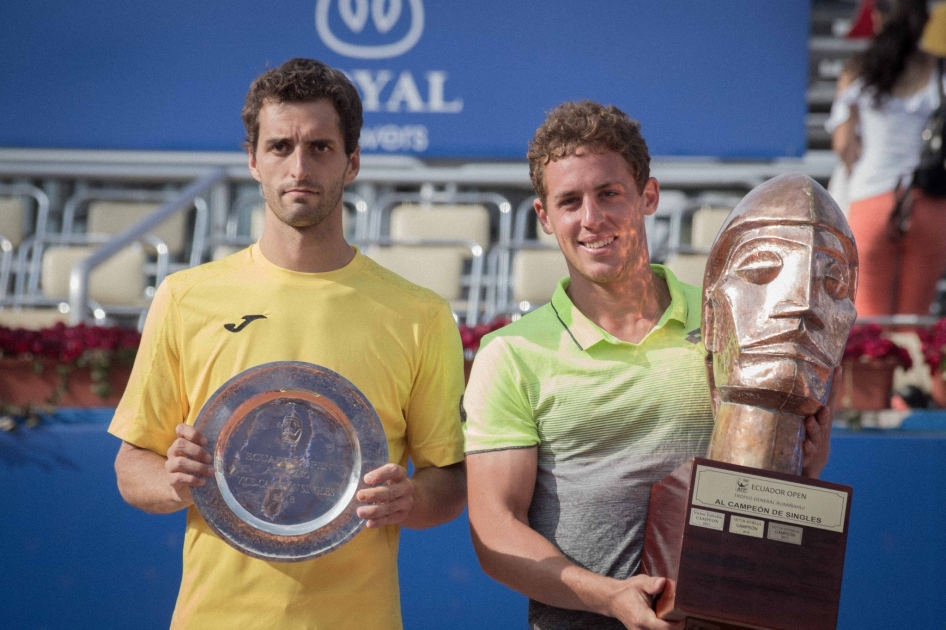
[109,58,466,630]
[828,0,946,316]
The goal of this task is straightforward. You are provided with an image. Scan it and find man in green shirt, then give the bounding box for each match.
[463,101,834,630]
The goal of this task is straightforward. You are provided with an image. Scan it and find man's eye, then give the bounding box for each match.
[823,261,850,300]
[734,250,782,284]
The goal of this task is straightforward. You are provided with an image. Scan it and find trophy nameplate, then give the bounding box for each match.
[191,361,388,562]
[643,458,852,630]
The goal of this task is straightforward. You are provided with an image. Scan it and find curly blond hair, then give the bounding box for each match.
[527,101,650,201]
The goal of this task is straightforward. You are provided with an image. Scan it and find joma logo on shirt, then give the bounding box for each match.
[224,315,267,333]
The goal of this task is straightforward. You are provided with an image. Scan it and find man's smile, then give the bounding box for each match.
[580,236,616,251]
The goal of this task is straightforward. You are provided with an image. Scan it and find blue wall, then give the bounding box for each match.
[1,420,944,629]
[0,1,809,158]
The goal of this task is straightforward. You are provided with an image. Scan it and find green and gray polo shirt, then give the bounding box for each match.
[464,264,714,630]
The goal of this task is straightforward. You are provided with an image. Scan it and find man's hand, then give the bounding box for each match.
[606,575,683,630]
[114,424,214,514]
[802,365,842,479]
[164,423,214,505]
[356,463,415,528]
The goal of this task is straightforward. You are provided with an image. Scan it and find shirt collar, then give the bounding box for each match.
[550,264,690,350]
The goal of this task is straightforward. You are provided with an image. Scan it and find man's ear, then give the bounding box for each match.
[641,177,660,216]
[534,197,553,235]
[344,147,361,185]
[248,147,261,183]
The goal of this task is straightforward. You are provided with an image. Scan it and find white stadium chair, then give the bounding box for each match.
[41,244,148,307]
[87,201,188,258]
[510,247,569,311]
[367,245,466,301]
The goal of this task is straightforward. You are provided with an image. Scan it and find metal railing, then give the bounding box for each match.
[67,169,227,324]
[0,183,52,304]
[13,232,169,312]
[0,182,51,244]
[855,315,941,328]
[0,148,840,190]
[60,188,210,269]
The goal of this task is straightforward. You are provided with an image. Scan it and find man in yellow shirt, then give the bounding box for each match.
[110,58,466,629]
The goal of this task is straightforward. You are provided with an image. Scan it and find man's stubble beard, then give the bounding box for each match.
[264,176,346,230]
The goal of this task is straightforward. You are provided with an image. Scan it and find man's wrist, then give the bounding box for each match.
[562,567,623,619]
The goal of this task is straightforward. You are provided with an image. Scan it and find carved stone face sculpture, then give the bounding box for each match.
[702,174,858,473]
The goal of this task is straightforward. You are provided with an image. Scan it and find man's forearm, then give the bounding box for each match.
[114,442,193,514]
[402,461,466,529]
[470,509,621,616]
[468,449,674,628]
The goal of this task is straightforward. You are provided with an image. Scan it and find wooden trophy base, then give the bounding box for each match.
[642,458,852,630]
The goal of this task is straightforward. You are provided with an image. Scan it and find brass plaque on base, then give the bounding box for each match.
[642,458,852,630]
[191,361,388,562]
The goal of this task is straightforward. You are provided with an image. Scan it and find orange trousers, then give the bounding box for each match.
[848,189,946,316]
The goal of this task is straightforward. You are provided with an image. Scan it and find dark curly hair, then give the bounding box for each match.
[527,101,650,201]
[856,0,929,103]
[242,58,363,156]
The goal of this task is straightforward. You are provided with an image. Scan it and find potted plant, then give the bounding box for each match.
[839,324,913,410]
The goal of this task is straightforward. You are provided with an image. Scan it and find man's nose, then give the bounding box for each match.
[580,196,606,228]
[770,253,825,330]
[289,147,311,181]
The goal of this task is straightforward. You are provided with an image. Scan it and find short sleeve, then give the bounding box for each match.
[825,78,864,133]
[403,301,466,469]
[463,335,540,453]
[108,279,187,455]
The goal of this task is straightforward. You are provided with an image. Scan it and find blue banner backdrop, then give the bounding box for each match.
[0,1,809,158]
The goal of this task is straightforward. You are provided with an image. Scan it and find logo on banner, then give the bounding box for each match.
[315,0,425,59]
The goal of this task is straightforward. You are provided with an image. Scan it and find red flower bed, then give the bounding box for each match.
[843,323,912,369]
[0,323,140,421]
[0,322,140,362]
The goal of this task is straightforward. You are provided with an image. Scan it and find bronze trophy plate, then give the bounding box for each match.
[191,361,388,562]
[643,457,852,630]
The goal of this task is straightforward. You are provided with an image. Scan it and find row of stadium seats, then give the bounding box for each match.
[0,182,203,328]
[0,180,739,329]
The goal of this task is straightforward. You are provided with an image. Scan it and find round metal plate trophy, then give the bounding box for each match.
[191,361,388,562]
